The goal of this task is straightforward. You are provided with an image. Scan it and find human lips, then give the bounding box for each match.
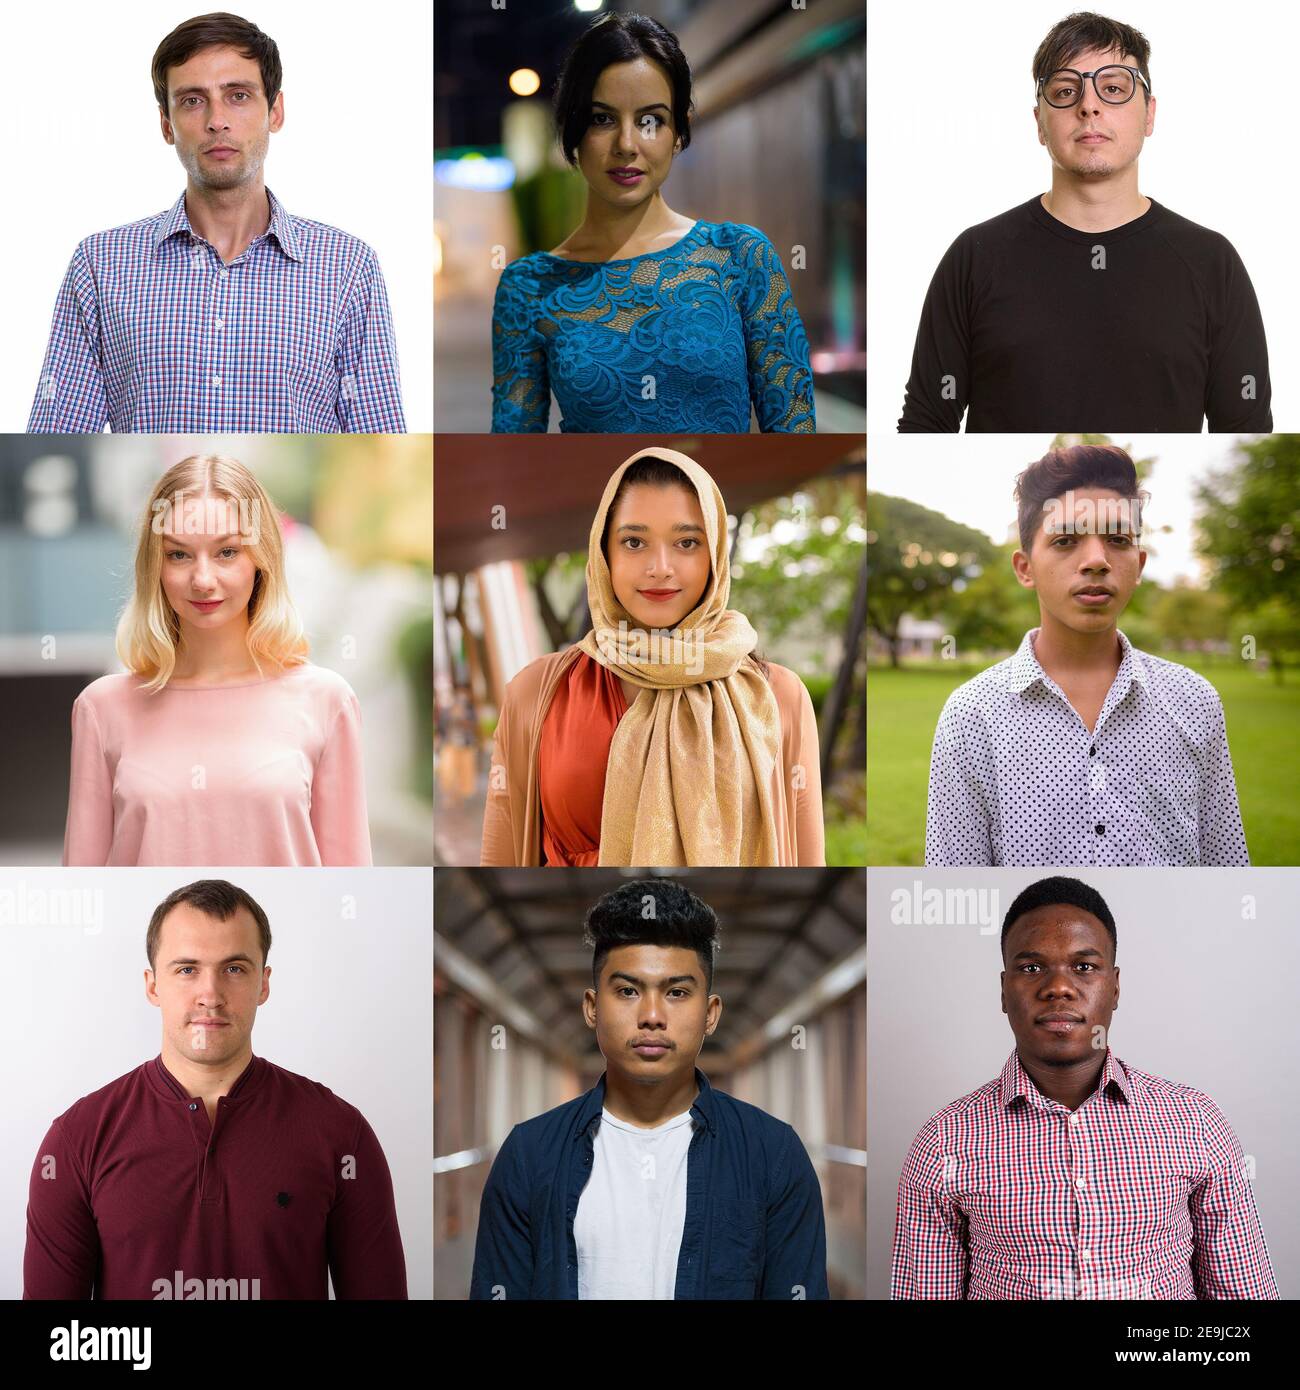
[189,598,223,611]
[189,1017,230,1027]
[203,145,239,158]
[1036,1011,1085,1034]
[1072,584,1115,606]
[1076,130,1111,143]
[638,588,681,603]
[608,166,646,185]
[632,1039,671,1056]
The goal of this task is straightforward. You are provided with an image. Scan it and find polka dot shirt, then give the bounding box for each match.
[925,628,1250,866]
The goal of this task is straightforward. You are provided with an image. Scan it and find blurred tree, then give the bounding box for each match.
[866,493,994,666]
[1194,436,1300,678]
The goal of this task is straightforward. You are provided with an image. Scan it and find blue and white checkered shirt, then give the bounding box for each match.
[27,186,405,433]
[926,628,1250,867]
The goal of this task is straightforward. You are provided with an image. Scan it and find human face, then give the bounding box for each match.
[1034,46,1155,180]
[1002,904,1119,1069]
[606,483,710,630]
[576,57,681,210]
[584,944,720,1087]
[146,903,270,1067]
[160,44,283,191]
[159,493,259,638]
[1013,486,1146,635]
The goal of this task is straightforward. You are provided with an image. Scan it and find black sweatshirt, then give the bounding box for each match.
[897,196,1272,433]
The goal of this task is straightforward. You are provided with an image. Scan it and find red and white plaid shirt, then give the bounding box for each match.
[891,1049,1278,1300]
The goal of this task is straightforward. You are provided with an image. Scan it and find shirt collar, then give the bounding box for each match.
[1005,626,1147,697]
[150,1052,265,1104]
[152,185,303,262]
[576,1066,716,1138]
[999,1047,1133,1110]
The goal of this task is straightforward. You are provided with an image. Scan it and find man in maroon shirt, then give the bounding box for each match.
[23,879,408,1300]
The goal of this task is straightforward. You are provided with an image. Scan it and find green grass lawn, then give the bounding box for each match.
[867,656,1300,865]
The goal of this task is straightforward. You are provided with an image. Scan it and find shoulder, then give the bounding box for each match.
[281,661,357,700]
[1119,1060,1238,1134]
[1128,644,1226,719]
[706,221,777,256]
[502,650,573,711]
[903,1077,1002,1167]
[937,656,1018,720]
[938,199,1039,259]
[52,1061,153,1133]
[76,207,178,263]
[496,250,554,288]
[1147,202,1240,259]
[73,672,140,713]
[764,661,814,715]
[706,1084,800,1150]
[282,211,380,269]
[256,1057,370,1130]
[507,1087,592,1158]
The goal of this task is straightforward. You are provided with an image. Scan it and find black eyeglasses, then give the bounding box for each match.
[1037,65,1151,108]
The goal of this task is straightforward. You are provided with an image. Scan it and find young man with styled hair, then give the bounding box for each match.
[28,12,405,434]
[926,444,1248,866]
[469,878,829,1300]
[23,880,407,1299]
[898,11,1270,432]
[891,876,1278,1300]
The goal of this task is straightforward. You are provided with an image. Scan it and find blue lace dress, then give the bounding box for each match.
[491,220,816,433]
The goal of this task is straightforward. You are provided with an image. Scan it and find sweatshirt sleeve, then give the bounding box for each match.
[23,1117,99,1300]
[311,686,373,866]
[1204,238,1272,432]
[327,1112,408,1299]
[62,692,114,867]
[898,230,973,432]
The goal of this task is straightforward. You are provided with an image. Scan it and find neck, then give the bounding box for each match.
[1041,170,1147,233]
[1018,1046,1107,1111]
[160,1037,254,1107]
[602,1065,698,1129]
[172,616,259,682]
[1031,611,1122,678]
[184,178,270,260]
[574,190,681,257]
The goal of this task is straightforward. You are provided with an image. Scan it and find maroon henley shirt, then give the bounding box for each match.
[24,1054,407,1300]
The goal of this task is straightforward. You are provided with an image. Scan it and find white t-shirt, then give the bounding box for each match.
[574,1105,696,1300]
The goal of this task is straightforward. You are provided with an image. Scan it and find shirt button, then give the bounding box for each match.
[1081,1248,1092,1261]
[1069,1113,1079,1126]
[1076,1178,1087,1190]
[220,268,229,279]
[1094,823,1105,835]
[1089,745,1096,757]
[211,374,222,388]
[188,1102,198,1111]
[215,318,225,330]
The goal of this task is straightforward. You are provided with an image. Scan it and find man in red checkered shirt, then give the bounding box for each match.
[891,876,1278,1299]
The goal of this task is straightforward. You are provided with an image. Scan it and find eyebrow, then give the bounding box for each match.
[616,522,705,534]
[608,971,698,987]
[165,954,258,967]
[162,534,238,545]
[591,101,671,114]
[1012,948,1105,960]
[171,81,259,98]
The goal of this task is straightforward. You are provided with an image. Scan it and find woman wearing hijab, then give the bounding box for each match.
[480,447,825,866]
[490,12,816,435]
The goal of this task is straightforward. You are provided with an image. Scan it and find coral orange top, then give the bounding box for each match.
[537,652,628,866]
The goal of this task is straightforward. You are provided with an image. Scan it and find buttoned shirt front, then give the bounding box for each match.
[27,187,405,433]
[926,628,1249,866]
[891,1049,1278,1301]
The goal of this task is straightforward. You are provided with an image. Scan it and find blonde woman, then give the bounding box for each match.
[62,455,371,866]
[481,446,825,867]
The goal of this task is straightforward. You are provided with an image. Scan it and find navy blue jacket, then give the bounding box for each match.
[469,1067,829,1300]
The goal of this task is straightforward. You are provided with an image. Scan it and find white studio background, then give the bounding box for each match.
[865,867,1300,1299]
[0,0,432,432]
[0,867,433,1300]
[867,0,1300,433]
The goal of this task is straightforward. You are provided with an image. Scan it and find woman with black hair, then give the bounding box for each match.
[491,12,816,435]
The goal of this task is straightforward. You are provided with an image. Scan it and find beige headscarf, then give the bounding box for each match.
[576,447,782,865]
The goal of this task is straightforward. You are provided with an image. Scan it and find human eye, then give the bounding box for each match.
[590,111,613,126]
[227,964,245,974]
[622,537,644,550]
[166,549,190,561]
[616,985,637,997]
[218,546,240,559]
[678,538,700,550]
[1076,962,1097,972]
[231,90,250,102]
[1019,963,1041,973]
[1050,534,1075,547]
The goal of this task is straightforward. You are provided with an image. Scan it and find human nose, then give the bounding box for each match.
[638,993,667,1027]
[1077,74,1103,116]
[1075,534,1111,572]
[1037,967,1079,1000]
[643,544,675,577]
[193,969,227,1006]
[206,104,230,133]
[191,553,217,591]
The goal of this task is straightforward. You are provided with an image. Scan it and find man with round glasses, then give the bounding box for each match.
[898,11,1271,433]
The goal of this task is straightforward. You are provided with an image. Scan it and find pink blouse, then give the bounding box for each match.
[62,663,372,866]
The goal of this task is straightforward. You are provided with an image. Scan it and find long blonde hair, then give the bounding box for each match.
[116,455,309,691]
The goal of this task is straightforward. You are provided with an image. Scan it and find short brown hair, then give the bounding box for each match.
[152,12,283,113]
[1014,445,1145,551]
[146,879,272,971]
[1033,11,1152,100]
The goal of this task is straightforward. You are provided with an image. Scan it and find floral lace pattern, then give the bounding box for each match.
[491,221,816,433]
